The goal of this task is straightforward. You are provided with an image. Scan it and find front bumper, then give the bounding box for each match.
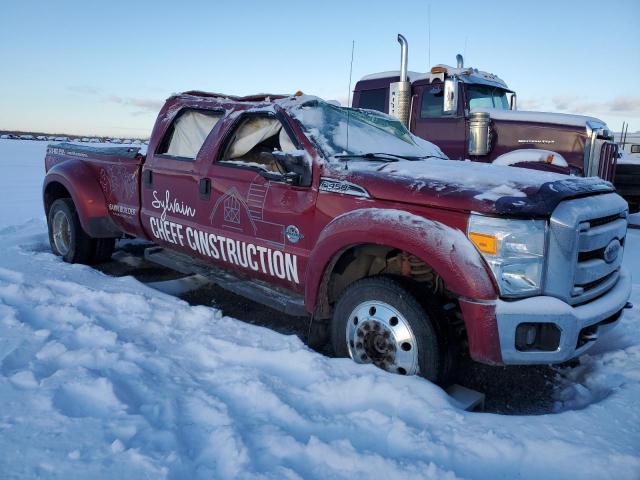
[495,267,632,364]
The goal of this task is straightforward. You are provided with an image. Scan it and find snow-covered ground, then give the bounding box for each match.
[0,140,639,479]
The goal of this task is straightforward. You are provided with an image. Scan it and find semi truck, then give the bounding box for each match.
[352,35,622,187]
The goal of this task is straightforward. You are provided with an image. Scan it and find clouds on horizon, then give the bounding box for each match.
[520,94,640,118]
[106,95,163,116]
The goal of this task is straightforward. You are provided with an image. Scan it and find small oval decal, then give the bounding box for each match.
[285,225,303,244]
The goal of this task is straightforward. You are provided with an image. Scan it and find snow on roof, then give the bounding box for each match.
[180,91,290,102]
[359,71,424,82]
[427,65,508,88]
[472,107,604,128]
[359,67,508,89]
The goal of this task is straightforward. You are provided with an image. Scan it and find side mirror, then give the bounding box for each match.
[443,78,458,115]
[260,150,311,186]
[258,169,301,185]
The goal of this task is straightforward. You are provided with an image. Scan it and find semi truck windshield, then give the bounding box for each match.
[466,85,510,110]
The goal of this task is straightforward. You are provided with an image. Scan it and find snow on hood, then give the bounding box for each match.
[472,107,605,128]
[339,158,614,216]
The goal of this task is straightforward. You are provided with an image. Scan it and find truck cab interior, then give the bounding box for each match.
[219,115,312,186]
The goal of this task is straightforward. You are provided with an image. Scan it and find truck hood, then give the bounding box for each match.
[338,158,614,217]
[471,108,605,128]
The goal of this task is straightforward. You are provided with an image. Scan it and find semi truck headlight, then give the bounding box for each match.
[467,215,546,297]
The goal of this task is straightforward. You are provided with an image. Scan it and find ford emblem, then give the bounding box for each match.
[603,239,621,264]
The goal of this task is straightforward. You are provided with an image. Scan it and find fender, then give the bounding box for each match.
[305,208,498,308]
[43,160,121,238]
[305,208,502,363]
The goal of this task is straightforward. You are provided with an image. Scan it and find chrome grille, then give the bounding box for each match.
[545,193,628,306]
[597,142,618,181]
[584,121,617,182]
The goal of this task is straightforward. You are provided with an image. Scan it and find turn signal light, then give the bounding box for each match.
[430,66,447,74]
[469,232,498,255]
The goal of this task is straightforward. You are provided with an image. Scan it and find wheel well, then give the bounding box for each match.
[44,182,71,216]
[314,243,468,358]
[316,244,444,318]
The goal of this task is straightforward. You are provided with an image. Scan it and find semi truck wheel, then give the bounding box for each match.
[47,198,95,264]
[331,276,445,383]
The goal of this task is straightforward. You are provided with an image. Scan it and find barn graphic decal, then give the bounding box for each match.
[209,176,288,247]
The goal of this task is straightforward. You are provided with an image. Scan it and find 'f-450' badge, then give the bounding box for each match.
[285,225,303,244]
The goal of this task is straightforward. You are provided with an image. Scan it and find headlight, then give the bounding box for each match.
[467,215,546,297]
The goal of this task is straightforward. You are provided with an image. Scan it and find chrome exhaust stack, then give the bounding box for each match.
[389,34,411,127]
[398,34,409,81]
[456,54,464,68]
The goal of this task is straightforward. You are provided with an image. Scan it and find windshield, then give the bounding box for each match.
[466,85,510,110]
[289,100,432,159]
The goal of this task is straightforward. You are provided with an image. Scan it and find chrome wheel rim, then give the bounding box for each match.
[346,300,419,375]
[52,210,72,256]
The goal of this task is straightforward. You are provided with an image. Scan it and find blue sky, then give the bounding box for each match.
[1,0,638,137]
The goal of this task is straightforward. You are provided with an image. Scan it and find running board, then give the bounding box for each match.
[446,384,485,412]
[144,246,308,317]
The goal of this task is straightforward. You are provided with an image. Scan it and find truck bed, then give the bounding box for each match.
[44,142,146,239]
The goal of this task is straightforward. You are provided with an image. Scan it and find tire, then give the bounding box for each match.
[92,238,115,264]
[331,276,446,383]
[47,198,95,264]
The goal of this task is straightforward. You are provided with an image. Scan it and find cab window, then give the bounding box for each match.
[219,115,311,185]
[156,109,222,160]
[357,88,387,112]
[420,84,444,118]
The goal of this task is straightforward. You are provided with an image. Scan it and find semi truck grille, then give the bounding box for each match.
[596,142,618,181]
[584,122,617,182]
[545,193,628,306]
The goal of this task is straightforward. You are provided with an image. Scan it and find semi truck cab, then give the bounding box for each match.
[353,35,620,182]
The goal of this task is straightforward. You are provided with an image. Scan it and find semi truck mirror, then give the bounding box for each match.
[443,78,458,115]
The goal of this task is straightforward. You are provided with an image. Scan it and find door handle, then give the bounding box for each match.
[199,177,211,200]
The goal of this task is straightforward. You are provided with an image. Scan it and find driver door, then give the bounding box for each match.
[206,112,316,292]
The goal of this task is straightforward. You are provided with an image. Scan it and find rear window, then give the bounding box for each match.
[357,88,387,113]
[157,109,222,160]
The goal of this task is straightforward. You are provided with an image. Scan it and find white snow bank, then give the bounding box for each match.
[0,139,639,479]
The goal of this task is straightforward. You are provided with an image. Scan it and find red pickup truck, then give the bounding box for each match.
[42,92,632,383]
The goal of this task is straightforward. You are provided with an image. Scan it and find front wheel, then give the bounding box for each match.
[331,277,445,383]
